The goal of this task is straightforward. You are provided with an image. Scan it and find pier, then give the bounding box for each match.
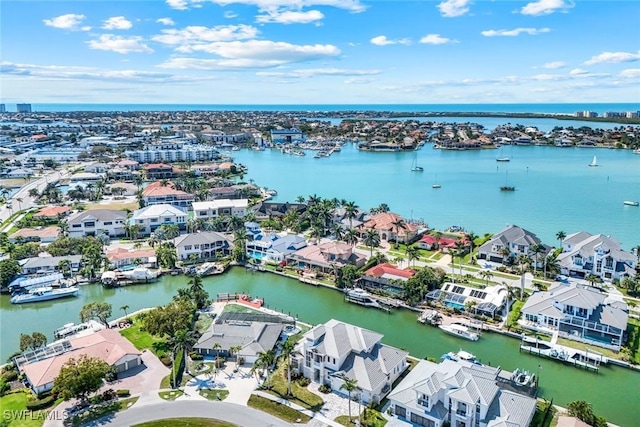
[519,334,606,372]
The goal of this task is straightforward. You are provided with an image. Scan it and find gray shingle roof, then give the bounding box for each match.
[194,321,283,357]
[174,231,231,247]
[484,389,537,427]
[66,209,126,224]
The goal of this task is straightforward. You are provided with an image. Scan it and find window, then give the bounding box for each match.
[418,394,429,407]
[72,224,81,228]
[605,257,614,269]
[410,413,435,427]
[84,221,95,227]
[395,406,406,418]
[457,402,467,416]
[305,351,312,368]
[103,221,112,225]
[150,218,158,223]
[596,260,602,273]
[184,245,192,250]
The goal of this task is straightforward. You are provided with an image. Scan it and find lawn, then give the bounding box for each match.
[266,363,324,411]
[84,201,140,211]
[335,409,387,427]
[65,396,139,427]
[133,419,237,427]
[119,316,165,355]
[247,395,311,424]
[195,312,216,334]
[159,390,184,401]
[199,389,229,401]
[0,390,54,427]
[222,303,262,314]
[160,372,191,389]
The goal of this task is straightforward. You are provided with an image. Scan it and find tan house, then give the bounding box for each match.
[106,248,157,268]
[18,329,142,394]
[357,212,419,243]
[9,226,59,243]
[286,240,366,273]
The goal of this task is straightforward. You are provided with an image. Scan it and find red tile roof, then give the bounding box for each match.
[143,163,172,170]
[106,247,156,262]
[361,212,418,235]
[142,181,192,198]
[34,206,71,218]
[364,263,416,279]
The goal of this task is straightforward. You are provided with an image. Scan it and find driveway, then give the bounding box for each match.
[84,400,293,426]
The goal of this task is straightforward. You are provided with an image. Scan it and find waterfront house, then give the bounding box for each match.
[192,199,248,220]
[66,209,127,238]
[246,232,307,263]
[84,163,109,174]
[294,319,408,405]
[252,201,307,221]
[417,235,467,251]
[359,263,416,296]
[106,248,157,269]
[357,212,420,243]
[21,255,83,275]
[9,226,59,244]
[116,159,140,170]
[557,232,637,282]
[142,181,194,211]
[17,329,142,394]
[286,240,366,273]
[143,163,175,179]
[106,166,134,182]
[388,359,537,427]
[173,231,232,261]
[427,283,507,318]
[270,128,305,144]
[193,321,283,364]
[331,207,369,230]
[132,204,187,236]
[68,172,105,190]
[477,225,549,266]
[520,282,628,349]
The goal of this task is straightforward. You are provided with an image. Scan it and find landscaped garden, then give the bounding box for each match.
[247,395,311,424]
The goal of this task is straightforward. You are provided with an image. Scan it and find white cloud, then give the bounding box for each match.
[569,68,588,75]
[166,0,190,10]
[437,0,471,18]
[256,68,380,78]
[169,0,366,12]
[584,50,640,65]
[256,9,324,24]
[224,11,238,18]
[87,35,154,54]
[481,27,550,37]
[539,61,565,69]
[370,35,411,46]
[102,16,133,30]
[344,77,372,84]
[43,14,89,31]
[158,40,340,70]
[619,69,640,78]
[520,0,574,16]
[419,34,457,45]
[157,17,176,26]
[152,25,259,51]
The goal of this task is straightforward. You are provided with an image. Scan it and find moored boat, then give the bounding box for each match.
[344,288,389,311]
[438,323,480,341]
[623,200,639,206]
[121,267,158,282]
[442,349,481,364]
[10,286,79,304]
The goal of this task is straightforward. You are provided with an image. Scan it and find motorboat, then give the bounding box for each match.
[10,286,79,304]
[438,323,480,341]
[442,350,481,364]
[8,273,64,293]
[418,309,441,325]
[345,288,383,309]
[623,200,639,206]
[510,368,536,387]
[121,267,158,282]
[496,157,510,162]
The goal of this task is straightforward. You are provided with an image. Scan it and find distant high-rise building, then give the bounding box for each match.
[0,104,5,113]
[16,103,32,113]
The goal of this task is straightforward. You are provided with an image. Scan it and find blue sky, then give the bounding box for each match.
[1,0,639,104]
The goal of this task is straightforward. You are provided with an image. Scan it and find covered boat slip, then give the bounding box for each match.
[519,335,607,372]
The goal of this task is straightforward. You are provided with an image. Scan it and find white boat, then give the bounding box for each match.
[588,155,598,167]
[442,350,481,364]
[633,148,640,154]
[10,286,79,304]
[9,273,64,292]
[411,154,424,172]
[345,288,383,309]
[438,323,480,341]
[121,267,158,281]
[496,157,510,162]
[432,174,441,189]
[510,368,536,387]
[623,200,639,206]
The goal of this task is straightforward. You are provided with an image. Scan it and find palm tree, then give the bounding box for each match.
[256,349,277,388]
[530,243,544,274]
[58,259,72,277]
[15,197,23,210]
[120,305,130,320]
[28,188,39,199]
[188,275,204,295]
[343,229,358,247]
[343,201,359,229]
[500,282,519,329]
[556,230,566,247]
[567,400,595,425]
[465,231,478,261]
[405,245,420,267]
[229,345,243,372]
[168,329,197,387]
[295,195,305,204]
[280,340,298,397]
[363,230,380,257]
[377,203,390,213]
[391,217,407,244]
[585,274,602,287]
[454,240,466,277]
[340,377,359,424]
[479,270,493,287]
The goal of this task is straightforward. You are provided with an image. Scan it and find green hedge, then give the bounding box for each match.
[26,395,56,410]
[169,349,185,388]
[2,371,18,382]
[116,389,130,397]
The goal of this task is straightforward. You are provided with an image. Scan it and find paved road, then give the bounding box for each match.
[83,401,293,427]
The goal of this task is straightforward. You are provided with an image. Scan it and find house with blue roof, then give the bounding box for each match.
[246,231,307,263]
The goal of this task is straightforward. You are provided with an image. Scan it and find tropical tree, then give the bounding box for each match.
[391,217,407,244]
[567,400,595,425]
[343,229,358,246]
[556,230,566,246]
[377,203,390,213]
[53,355,110,403]
[479,270,493,287]
[58,259,72,278]
[363,230,380,257]
[28,188,39,199]
[500,282,519,329]
[585,274,603,287]
[80,302,112,327]
[168,329,197,385]
[340,377,359,423]
[188,275,209,309]
[465,231,478,261]
[454,240,466,277]
[343,201,359,229]
[157,242,177,269]
[256,349,277,388]
[405,245,420,267]
[120,305,130,320]
[529,243,544,274]
[279,339,299,397]
[229,345,243,372]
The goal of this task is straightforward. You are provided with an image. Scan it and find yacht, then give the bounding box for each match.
[623,200,639,206]
[438,323,480,341]
[345,288,382,309]
[442,350,481,364]
[121,267,158,282]
[10,286,79,304]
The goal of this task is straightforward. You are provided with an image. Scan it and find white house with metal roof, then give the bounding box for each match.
[173,231,232,261]
[246,231,307,263]
[192,199,248,220]
[388,359,537,427]
[520,283,628,349]
[295,319,408,404]
[131,204,186,236]
[477,225,550,266]
[66,209,127,238]
[558,232,637,282]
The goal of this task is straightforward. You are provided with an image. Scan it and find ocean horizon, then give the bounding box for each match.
[4,102,640,114]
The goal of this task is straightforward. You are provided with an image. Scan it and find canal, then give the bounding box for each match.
[1,268,638,425]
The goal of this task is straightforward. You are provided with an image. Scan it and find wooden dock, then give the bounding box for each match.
[519,335,606,372]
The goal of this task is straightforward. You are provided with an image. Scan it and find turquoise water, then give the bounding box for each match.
[234,144,640,249]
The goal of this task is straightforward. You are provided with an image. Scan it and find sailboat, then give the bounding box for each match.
[500,171,515,191]
[589,155,598,167]
[432,174,441,189]
[411,152,424,172]
[496,147,510,162]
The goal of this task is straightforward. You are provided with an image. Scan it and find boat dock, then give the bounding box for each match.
[519,334,607,372]
[418,309,442,325]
